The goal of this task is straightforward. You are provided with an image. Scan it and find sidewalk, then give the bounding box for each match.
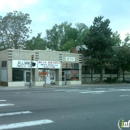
[0,83,129,90]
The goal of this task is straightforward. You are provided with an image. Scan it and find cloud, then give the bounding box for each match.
[0,0,39,12]
[0,0,129,40]
[37,0,102,26]
[35,0,130,41]
[119,30,130,41]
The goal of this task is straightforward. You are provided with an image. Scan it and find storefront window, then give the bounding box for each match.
[1,61,7,67]
[12,69,24,81]
[71,70,79,80]
[50,72,54,80]
[66,70,71,80]
[39,69,56,84]
[65,70,79,81]
[39,69,48,81]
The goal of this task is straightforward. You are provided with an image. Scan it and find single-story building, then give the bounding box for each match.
[0,49,82,87]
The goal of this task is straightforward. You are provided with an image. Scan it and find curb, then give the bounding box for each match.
[0,83,130,90]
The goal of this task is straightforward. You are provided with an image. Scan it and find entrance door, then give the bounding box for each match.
[25,71,31,85]
[50,70,55,84]
[62,71,66,85]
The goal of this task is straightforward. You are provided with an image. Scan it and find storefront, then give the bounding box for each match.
[0,49,82,87]
[12,60,37,86]
[38,61,61,85]
[62,62,80,85]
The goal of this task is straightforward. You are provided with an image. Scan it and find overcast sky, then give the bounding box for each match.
[0,0,130,40]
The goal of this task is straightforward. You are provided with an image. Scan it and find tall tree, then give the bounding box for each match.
[75,23,89,47]
[25,33,46,50]
[0,11,32,50]
[122,33,130,47]
[111,31,121,46]
[113,47,130,82]
[83,16,114,82]
[45,22,89,52]
[45,22,78,51]
[46,22,77,50]
[62,39,74,51]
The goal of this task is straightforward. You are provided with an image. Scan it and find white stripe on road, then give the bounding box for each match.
[0,104,14,107]
[15,92,31,94]
[54,89,79,92]
[118,89,130,92]
[0,119,54,129]
[80,90,106,94]
[66,90,83,92]
[0,100,6,102]
[120,95,130,97]
[0,111,32,117]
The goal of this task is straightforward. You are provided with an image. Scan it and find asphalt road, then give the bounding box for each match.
[0,84,130,130]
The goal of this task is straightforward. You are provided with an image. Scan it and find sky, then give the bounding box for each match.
[0,0,130,41]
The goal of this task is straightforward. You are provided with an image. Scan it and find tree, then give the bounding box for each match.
[113,47,130,82]
[62,39,75,52]
[45,22,78,51]
[122,33,130,47]
[25,33,46,50]
[83,16,114,82]
[111,31,121,46]
[75,23,89,47]
[0,11,32,50]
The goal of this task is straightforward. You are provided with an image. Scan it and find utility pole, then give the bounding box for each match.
[30,55,34,87]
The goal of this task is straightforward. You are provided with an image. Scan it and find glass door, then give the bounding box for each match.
[62,71,66,85]
[24,71,31,85]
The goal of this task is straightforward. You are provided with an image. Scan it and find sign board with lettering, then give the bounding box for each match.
[62,63,79,69]
[66,57,75,61]
[38,61,61,69]
[12,60,37,68]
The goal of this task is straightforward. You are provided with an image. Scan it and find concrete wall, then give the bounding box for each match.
[0,50,8,84]
[38,50,60,61]
[35,81,45,86]
[62,53,80,63]
[8,82,25,87]
[66,81,82,85]
[12,50,35,60]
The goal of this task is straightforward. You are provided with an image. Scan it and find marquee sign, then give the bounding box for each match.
[38,61,61,69]
[12,60,37,68]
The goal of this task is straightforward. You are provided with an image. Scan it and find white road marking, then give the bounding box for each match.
[0,119,54,129]
[0,100,6,102]
[118,89,130,92]
[108,88,117,92]
[80,90,106,94]
[96,88,105,89]
[66,90,83,92]
[54,89,67,91]
[55,88,130,94]
[0,104,14,107]
[120,95,130,97]
[0,111,32,117]
[15,92,30,94]
[54,89,79,92]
